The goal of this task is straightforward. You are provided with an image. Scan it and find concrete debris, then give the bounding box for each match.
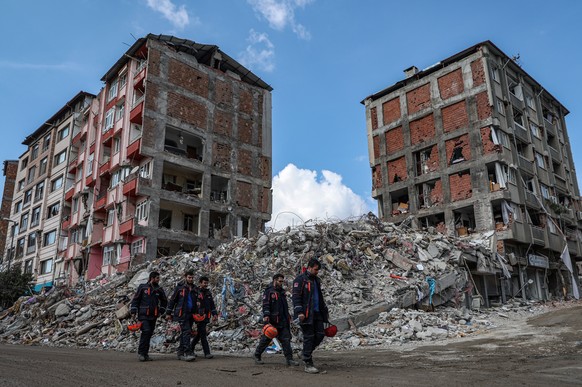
[0,215,546,354]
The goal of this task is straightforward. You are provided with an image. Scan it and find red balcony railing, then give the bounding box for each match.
[130,100,144,125]
[119,217,134,235]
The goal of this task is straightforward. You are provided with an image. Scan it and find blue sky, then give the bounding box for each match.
[1,0,581,229]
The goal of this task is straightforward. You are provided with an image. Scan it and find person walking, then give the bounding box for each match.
[254,273,299,367]
[190,276,218,359]
[166,270,197,362]
[130,271,168,362]
[292,258,329,374]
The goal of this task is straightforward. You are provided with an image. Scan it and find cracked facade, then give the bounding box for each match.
[2,34,272,288]
[363,41,582,304]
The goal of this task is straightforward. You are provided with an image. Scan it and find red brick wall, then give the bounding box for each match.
[370,107,378,130]
[238,116,253,144]
[215,79,233,107]
[147,47,161,77]
[449,171,472,201]
[167,92,207,129]
[238,149,252,175]
[438,69,464,100]
[259,156,270,181]
[382,97,401,125]
[212,142,231,171]
[430,179,443,204]
[480,126,497,154]
[442,100,468,133]
[385,126,404,154]
[407,84,431,114]
[475,91,492,120]
[387,156,407,183]
[471,59,486,87]
[168,59,209,98]
[144,83,160,112]
[372,165,382,189]
[239,89,253,115]
[373,135,380,159]
[213,109,232,137]
[259,186,270,213]
[0,161,18,256]
[410,114,435,145]
[236,180,253,208]
[445,134,471,165]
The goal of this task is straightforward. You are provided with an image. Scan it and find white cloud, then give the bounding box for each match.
[146,0,190,29]
[239,29,276,72]
[247,0,313,40]
[268,164,372,230]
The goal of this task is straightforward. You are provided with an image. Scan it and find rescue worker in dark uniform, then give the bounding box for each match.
[292,258,329,374]
[166,270,197,361]
[130,271,168,362]
[254,273,299,366]
[190,276,218,358]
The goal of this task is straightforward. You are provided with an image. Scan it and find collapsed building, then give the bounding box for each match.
[362,41,582,306]
[0,216,572,354]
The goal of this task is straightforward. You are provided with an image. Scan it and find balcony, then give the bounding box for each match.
[518,155,534,175]
[123,175,137,196]
[85,173,95,187]
[119,217,134,235]
[548,145,560,162]
[134,67,146,90]
[127,137,143,160]
[554,175,567,192]
[99,159,111,176]
[513,123,529,143]
[567,239,580,256]
[544,118,557,137]
[530,225,546,246]
[65,187,75,202]
[524,190,540,208]
[95,192,107,211]
[102,127,114,145]
[130,100,144,125]
[71,130,82,145]
[62,216,71,230]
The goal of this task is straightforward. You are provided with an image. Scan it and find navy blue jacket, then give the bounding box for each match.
[195,287,217,322]
[130,282,168,321]
[262,284,291,328]
[292,271,329,324]
[166,281,197,321]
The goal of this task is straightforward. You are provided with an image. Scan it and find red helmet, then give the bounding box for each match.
[193,313,206,322]
[262,324,278,339]
[127,322,143,332]
[324,324,338,337]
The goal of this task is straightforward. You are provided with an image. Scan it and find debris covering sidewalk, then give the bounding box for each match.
[0,215,567,354]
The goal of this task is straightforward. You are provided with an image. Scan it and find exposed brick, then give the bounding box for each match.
[147,47,161,77]
[475,91,492,121]
[445,134,471,165]
[471,59,486,87]
[144,83,160,112]
[212,142,231,171]
[168,59,209,98]
[167,92,207,129]
[382,97,401,125]
[236,180,253,208]
[239,89,253,115]
[259,186,270,213]
[372,165,382,189]
[385,126,404,154]
[430,179,443,205]
[441,100,468,133]
[238,149,252,175]
[214,79,233,107]
[370,107,378,130]
[406,84,431,114]
[373,135,381,159]
[480,126,499,154]
[418,144,440,173]
[238,117,253,144]
[438,69,464,100]
[213,109,232,137]
[259,156,270,181]
[387,156,407,183]
[449,171,472,201]
[410,114,435,145]
[0,160,18,255]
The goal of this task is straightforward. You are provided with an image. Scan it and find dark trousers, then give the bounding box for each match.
[191,321,210,355]
[178,317,194,355]
[254,324,293,360]
[301,316,324,364]
[138,319,156,356]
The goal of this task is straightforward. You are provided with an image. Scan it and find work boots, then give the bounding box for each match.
[286,358,299,366]
[304,362,319,374]
[178,353,196,362]
[254,354,264,365]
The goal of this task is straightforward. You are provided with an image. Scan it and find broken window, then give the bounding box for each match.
[507,74,523,100]
[453,206,475,236]
[159,209,172,229]
[418,212,445,232]
[417,180,441,208]
[209,210,228,239]
[390,189,409,216]
[210,175,229,202]
[236,216,250,237]
[450,145,465,164]
[513,109,525,128]
[414,146,436,175]
[183,213,198,232]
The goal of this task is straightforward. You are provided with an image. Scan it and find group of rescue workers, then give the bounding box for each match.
[130,258,332,374]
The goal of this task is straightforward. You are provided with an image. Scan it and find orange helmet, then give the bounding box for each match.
[262,324,278,339]
[324,324,338,337]
[193,314,206,322]
[127,322,143,332]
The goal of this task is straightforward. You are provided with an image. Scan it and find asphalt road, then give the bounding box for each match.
[1,305,581,387]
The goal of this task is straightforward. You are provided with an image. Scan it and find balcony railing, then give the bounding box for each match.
[554,175,567,192]
[518,155,534,175]
[514,123,529,142]
[530,225,546,246]
[544,118,557,137]
[548,145,560,161]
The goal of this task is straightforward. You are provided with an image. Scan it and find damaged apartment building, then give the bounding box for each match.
[2,34,272,288]
[362,41,582,305]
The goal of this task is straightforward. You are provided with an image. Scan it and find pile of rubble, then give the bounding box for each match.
[0,215,516,354]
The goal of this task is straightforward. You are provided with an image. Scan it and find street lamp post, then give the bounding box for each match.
[3,218,18,270]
